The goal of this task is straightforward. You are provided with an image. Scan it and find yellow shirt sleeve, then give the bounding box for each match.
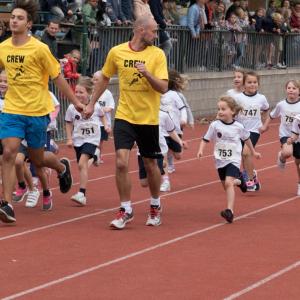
[102,48,117,78]
[38,44,61,79]
[153,50,168,80]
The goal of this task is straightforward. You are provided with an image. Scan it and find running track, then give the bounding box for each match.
[0,122,299,299]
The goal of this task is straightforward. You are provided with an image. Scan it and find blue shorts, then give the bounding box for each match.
[0,113,50,149]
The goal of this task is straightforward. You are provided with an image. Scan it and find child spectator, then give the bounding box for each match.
[82,0,99,25]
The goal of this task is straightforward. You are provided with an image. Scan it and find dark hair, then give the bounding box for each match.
[243,71,260,85]
[168,69,186,91]
[12,0,39,22]
[47,19,60,26]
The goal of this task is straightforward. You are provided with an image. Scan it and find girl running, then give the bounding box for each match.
[197,96,261,223]
[65,76,108,206]
[226,70,245,99]
[235,71,269,191]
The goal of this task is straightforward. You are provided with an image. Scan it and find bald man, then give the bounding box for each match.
[86,17,168,229]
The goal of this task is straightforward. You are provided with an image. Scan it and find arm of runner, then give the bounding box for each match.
[259,114,271,133]
[197,139,207,159]
[86,74,110,118]
[244,138,261,159]
[135,62,168,94]
[53,74,85,113]
[65,121,74,148]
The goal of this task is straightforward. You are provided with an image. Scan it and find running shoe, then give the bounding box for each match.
[42,191,53,211]
[93,148,101,167]
[253,170,261,191]
[25,188,40,208]
[146,206,162,226]
[246,180,256,192]
[110,207,134,229]
[235,173,247,193]
[58,158,72,193]
[12,187,28,203]
[167,165,175,174]
[71,192,87,206]
[0,201,16,223]
[160,180,171,192]
[220,209,234,223]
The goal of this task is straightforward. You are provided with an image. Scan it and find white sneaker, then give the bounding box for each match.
[160,180,170,192]
[93,148,101,167]
[277,152,286,170]
[32,177,39,188]
[297,184,300,196]
[71,192,87,206]
[167,165,175,174]
[110,208,134,229]
[146,206,162,226]
[25,188,40,208]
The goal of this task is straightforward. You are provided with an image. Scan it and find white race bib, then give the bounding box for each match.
[284,111,296,126]
[77,122,99,138]
[242,105,260,118]
[214,142,238,161]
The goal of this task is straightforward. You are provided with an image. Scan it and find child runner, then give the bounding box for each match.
[65,76,108,206]
[287,115,300,195]
[92,71,115,163]
[161,70,188,173]
[226,70,245,99]
[234,71,269,191]
[0,0,85,223]
[197,96,261,223]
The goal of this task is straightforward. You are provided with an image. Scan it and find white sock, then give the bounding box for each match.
[121,201,132,213]
[162,175,169,182]
[150,197,160,207]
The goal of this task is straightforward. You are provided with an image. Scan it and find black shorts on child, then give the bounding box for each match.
[138,155,165,179]
[217,163,240,181]
[74,143,97,163]
[100,126,109,141]
[280,137,300,159]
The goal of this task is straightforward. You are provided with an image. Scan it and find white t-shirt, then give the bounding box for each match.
[226,89,242,100]
[203,119,250,169]
[270,99,300,138]
[65,102,104,147]
[235,92,269,133]
[159,110,176,155]
[0,96,4,112]
[161,90,187,135]
[97,89,115,126]
[47,91,60,132]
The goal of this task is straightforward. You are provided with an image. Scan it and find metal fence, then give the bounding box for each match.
[49,27,300,141]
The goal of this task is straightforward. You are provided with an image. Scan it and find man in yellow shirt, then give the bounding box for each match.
[0,0,85,223]
[86,17,168,229]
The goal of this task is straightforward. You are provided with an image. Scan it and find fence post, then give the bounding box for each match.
[218,31,223,71]
[81,14,88,76]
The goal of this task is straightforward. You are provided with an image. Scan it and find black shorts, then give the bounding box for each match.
[279,137,300,159]
[217,163,240,181]
[165,135,182,153]
[242,132,260,148]
[113,119,162,159]
[74,143,97,163]
[138,155,165,179]
[18,143,29,159]
[100,126,109,141]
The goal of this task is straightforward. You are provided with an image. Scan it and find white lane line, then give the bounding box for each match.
[224,260,300,300]
[0,156,293,242]
[2,194,298,300]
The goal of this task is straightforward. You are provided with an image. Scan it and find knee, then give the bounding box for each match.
[3,147,17,161]
[116,158,128,172]
[224,180,234,189]
[173,152,182,160]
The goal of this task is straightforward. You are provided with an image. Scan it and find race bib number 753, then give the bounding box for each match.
[214,143,237,160]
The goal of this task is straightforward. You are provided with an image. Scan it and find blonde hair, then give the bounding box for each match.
[285,79,300,89]
[77,76,94,95]
[218,96,243,117]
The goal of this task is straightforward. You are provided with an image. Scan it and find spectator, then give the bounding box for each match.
[280,0,291,25]
[266,0,276,17]
[41,20,60,58]
[122,0,134,22]
[63,49,81,81]
[163,0,180,25]
[225,0,240,20]
[186,0,206,38]
[81,0,98,25]
[0,21,9,43]
[96,0,112,25]
[251,7,266,32]
[149,0,172,56]
[133,0,153,19]
[290,2,300,32]
[44,0,77,22]
[106,0,130,25]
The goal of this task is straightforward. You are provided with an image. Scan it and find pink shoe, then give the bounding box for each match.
[42,191,53,211]
[12,187,28,202]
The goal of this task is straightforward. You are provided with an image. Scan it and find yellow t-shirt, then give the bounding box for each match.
[0,37,60,116]
[102,42,168,125]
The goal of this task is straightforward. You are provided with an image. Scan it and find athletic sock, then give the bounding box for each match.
[43,189,50,197]
[80,188,86,196]
[121,201,132,214]
[18,181,26,189]
[150,197,160,207]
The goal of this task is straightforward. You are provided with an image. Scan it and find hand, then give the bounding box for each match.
[105,126,111,133]
[66,139,73,148]
[197,150,203,159]
[287,137,293,145]
[135,62,148,76]
[182,141,188,149]
[74,101,85,114]
[259,125,268,134]
[253,151,261,159]
[84,102,95,119]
